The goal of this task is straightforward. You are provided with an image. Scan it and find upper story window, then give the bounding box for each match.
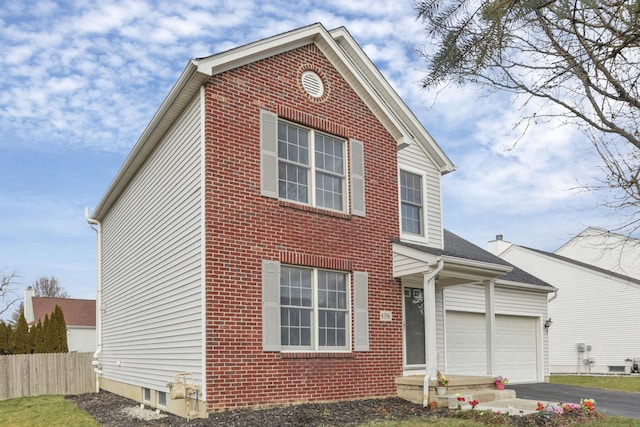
[278,121,345,211]
[280,266,349,351]
[260,110,365,217]
[400,170,423,236]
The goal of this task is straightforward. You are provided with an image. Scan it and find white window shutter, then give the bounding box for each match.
[262,260,281,351]
[350,139,366,216]
[260,110,279,198]
[353,271,369,351]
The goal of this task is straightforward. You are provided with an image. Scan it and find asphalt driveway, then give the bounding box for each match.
[508,383,640,419]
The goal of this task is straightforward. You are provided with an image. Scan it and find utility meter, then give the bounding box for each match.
[577,343,585,352]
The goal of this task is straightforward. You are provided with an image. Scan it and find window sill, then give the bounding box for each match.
[280,352,354,359]
[278,200,351,220]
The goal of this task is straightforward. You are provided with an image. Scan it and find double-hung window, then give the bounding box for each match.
[400,170,423,236]
[277,121,346,212]
[280,266,349,350]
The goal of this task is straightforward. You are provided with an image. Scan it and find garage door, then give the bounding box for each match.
[446,312,487,375]
[446,311,539,383]
[495,315,538,383]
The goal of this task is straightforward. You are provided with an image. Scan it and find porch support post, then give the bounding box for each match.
[422,259,443,406]
[484,280,496,376]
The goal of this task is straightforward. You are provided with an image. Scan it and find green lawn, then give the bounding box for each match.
[0,395,100,427]
[1,376,638,427]
[550,375,640,393]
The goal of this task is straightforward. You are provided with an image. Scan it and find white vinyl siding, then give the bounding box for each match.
[501,246,640,374]
[445,284,548,316]
[398,143,443,248]
[100,94,203,392]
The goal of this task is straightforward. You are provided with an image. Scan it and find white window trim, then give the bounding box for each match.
[280,266,352,353]
[278,119,347,213]
[157,391,167,408]
[398,166,429,244]
[142,387,151,403]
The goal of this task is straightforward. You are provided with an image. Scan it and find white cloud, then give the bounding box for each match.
[0,0,630,302]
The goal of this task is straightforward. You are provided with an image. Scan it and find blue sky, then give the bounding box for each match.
[0,0,617,313]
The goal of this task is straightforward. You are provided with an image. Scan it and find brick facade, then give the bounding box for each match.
[203,43,403,410]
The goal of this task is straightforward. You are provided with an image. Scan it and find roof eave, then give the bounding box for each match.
[92,60,210,220]
[495,279,557,293]
[329,27,456,175]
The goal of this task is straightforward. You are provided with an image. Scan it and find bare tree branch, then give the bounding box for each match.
[0,271,20,318]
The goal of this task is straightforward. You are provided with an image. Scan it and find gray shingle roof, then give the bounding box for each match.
[393,230,553,289]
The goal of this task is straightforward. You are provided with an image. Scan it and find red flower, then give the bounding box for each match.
[469,399,479,409]
[457,396,466,402]
[536,402,545,411]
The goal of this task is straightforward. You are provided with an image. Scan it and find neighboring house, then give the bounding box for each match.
[86,23,553,418]
[555,226,640,280]
[24,286,96,353]
[488,233,640,375]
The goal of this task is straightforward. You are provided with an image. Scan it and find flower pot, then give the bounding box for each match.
[496,382,505,390]
[429,401,438,410]
[436,386,447,396]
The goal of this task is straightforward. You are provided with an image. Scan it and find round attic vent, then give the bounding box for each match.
[301,70,324,98]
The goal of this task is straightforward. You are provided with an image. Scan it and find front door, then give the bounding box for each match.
[403,287,425,367]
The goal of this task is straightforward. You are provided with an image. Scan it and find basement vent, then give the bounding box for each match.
[301,70,324,98]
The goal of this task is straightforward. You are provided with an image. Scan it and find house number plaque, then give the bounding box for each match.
[379,311,392,322]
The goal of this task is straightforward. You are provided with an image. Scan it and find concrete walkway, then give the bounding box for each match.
[507,383,640,419]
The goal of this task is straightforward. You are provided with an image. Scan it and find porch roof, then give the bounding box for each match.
[393,230,554,290]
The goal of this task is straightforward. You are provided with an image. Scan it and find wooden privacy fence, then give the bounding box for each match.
[0,352,96,400]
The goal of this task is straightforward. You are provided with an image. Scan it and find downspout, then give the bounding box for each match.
[547,289,558,303]
[85,207,103,393]
[423,258,444,407]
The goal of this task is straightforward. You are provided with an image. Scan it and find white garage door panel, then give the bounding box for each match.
[446,312,486,375]
[496,316,538,383]
[446,312,538,382]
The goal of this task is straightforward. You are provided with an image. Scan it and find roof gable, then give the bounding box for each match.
[517,245,640,288]
[31,297,96,327]
[92,23,454,220]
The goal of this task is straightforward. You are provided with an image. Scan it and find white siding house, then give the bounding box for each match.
[97,95,204,396]
[86,23,555,417]
[489,234,640,374]
[555,227,640,280]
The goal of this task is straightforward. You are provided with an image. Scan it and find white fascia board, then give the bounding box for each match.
[195,23,326,76]
[329,27,455,175]
[194,24,411,146]
[93,61,209,219]
[495,279,557,293]
[440,255,513,276]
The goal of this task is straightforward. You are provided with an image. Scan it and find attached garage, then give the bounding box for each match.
[446,311,540,383]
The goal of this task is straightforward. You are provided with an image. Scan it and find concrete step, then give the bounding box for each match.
[440,389,516,409]
[476,398,551,416]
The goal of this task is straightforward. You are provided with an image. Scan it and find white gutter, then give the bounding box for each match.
[85,207,103,393]
[423,258,444,407]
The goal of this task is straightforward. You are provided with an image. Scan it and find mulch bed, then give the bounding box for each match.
[67,391,602,426]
